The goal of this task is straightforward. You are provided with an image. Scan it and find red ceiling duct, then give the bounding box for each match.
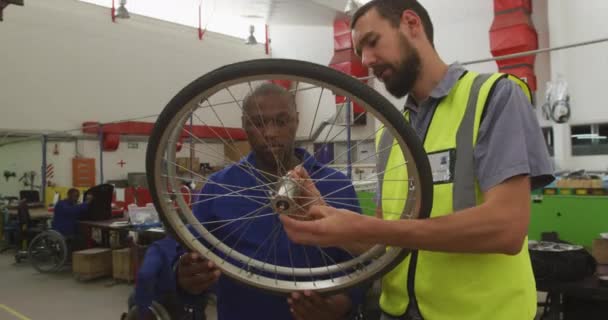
[82,121,247,151]
[490,0,538,91]
[329,18,368,124]
[103,133,120,151]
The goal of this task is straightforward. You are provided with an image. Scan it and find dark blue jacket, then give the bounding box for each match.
[51,200,88,237]
[185,149,365,320]
[135,237,180,316]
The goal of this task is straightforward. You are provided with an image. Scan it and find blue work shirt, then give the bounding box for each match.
[135,237,181,317]
[51,200,88,237]
[191,148,364,320]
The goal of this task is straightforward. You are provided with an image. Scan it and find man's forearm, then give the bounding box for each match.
[362,201,529,255]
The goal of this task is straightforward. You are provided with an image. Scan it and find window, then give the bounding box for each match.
[571,123,608,156]
[541,127,554,157]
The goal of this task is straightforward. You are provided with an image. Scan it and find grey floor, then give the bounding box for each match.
[0,250,217,320]
[0,249,546,320]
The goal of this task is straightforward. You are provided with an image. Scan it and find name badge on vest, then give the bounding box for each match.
[427,149,456,184]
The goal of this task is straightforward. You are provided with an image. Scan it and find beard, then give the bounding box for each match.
[375,34,422,98]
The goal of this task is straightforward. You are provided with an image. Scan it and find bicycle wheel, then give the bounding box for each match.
[146,59,432,294]
[28,230,68,273]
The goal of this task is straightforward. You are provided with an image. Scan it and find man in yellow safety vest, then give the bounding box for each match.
[280,1,554,319]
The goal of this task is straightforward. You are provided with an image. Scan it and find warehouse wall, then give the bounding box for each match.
[0,0,265,197]
[0,0,267,132]
[547,0,608,171]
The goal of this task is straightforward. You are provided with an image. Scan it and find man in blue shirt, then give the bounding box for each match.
[132,236,206,320]
[176,83,364,320]
[52,188,91,237]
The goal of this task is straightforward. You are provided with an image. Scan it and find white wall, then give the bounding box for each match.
[0,0,267,132]
[270,24,335,64]
[547,0,608,171]
[78,140,225,184]
[0,0,268,196]
[0,141,43,197]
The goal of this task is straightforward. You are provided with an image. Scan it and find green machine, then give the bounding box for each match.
[529,194,608,248]
[356,191,608,249]
[357,191,377,217]
[0,188,597,246]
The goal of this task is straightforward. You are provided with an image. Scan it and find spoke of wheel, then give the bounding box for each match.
[316,244,333,282]
[274,228,279,284]
[286,229,297,285]
[309,154,410,198]
[284,141,407,208]
[164,174,276,196]
[229,206,271,263]
[188,188,270,208]
[190,212,277,229]
[300,244,316,286]
[314,246,351,279]
[283,201,369,272]
[180,126,273,190]
[310,107,368,170]
[194,203,274,241]
[167,161,271,207]
[260,221,283,279]
[282,203,365,277]
[314,101,346,160]
[245,221,283,273]
[170,192,271,200]
[308,122,384,178]
[308,87,325,140]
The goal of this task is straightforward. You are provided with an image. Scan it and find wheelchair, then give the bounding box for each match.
[121,291,208,320]
[122,302,172,320]
[25,229,69,273]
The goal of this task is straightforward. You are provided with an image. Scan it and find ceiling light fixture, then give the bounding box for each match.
[245,25,257,45]
[116,0,130,19]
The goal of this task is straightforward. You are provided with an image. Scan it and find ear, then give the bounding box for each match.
[400,10,423,39]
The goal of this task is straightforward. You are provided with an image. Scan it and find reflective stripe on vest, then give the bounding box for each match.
[376,72,537,320]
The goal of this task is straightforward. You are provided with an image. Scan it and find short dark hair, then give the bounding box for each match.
[67,188,79,196]
[351,0,434,47]
[242,82,296,113]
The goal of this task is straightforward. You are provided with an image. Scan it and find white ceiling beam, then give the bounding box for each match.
[308,0,348,12]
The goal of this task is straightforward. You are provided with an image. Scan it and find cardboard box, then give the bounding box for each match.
[592,238,608,264]
[73,248,112,281]
[556,178,603,189]
[176,157,200,174]
[112,248,133,281]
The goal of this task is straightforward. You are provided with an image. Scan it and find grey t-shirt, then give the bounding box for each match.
[404,64,554,192]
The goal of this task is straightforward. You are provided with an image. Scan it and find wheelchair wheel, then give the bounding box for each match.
[124,302,172,320]
[146,59,433,294]
[28,230,68,273]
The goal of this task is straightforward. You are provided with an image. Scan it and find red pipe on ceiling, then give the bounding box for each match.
[490,0,538,91]
[82,121,247,151]
[329,18,367,122]
[111,0,116,23]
